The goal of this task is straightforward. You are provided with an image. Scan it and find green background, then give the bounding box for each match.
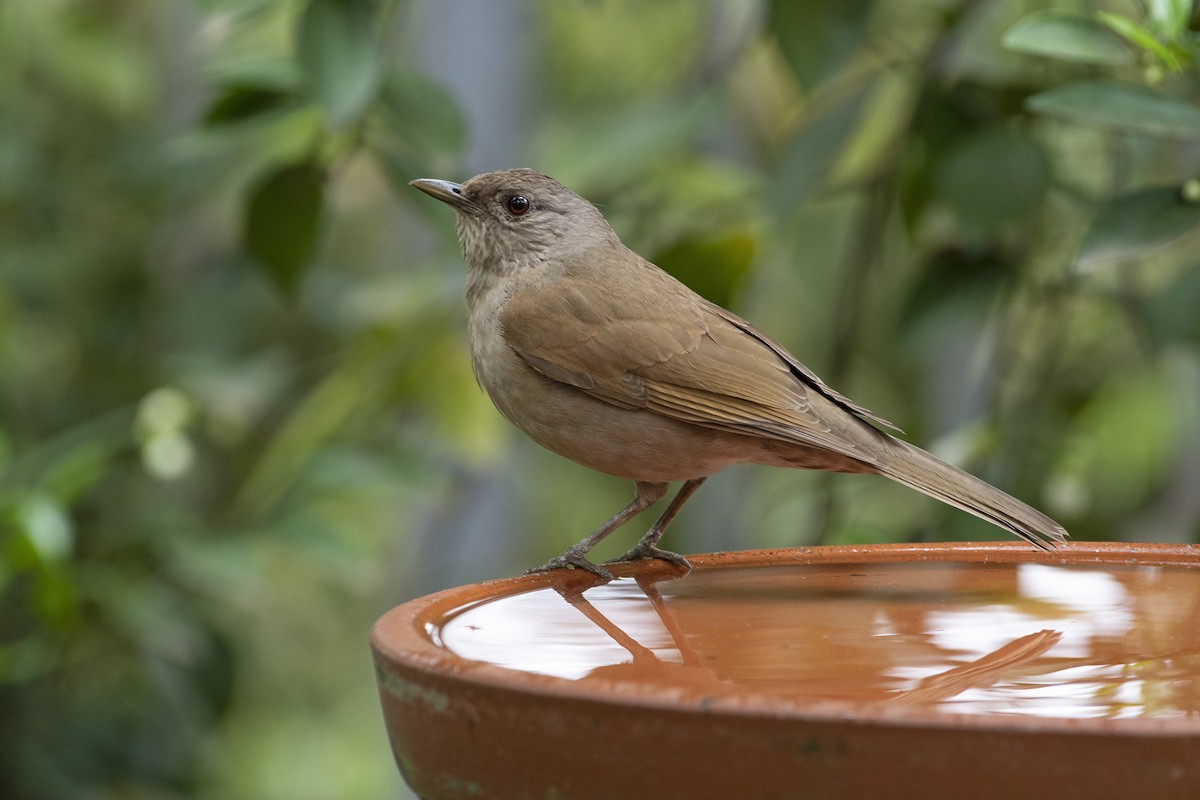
[2,0,1199,797]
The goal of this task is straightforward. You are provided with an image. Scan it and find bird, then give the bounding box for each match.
[411,168,1067,579]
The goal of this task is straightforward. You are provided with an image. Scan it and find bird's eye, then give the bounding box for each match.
[505,195,531,216]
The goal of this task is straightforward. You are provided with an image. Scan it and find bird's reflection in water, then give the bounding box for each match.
[551,566,724,692]
[438,561,1200,719]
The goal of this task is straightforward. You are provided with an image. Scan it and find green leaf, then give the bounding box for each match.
[653,230,756,309]
[1097,12,1183,72]
[203,58,304,127]
[243,162,326,295]
[932,127,1050,233]
[771,82,871,217]
[1146,263,1200,346]
[1002,11,1133,65]
[373,72,466,183]
[1078,185,1200,268]
[296,0,380,127]
[538,93,716,190]
[205,84,295,127]
[899,249,1012,336]
[1026,80,1200,138]
[1055,362,1179,519]
[205,55,304,90]
[1145,0,1192,38]
[17,493,73,562]
[768,0,873,90]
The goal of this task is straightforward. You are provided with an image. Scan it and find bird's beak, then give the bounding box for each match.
[410,178,472,210]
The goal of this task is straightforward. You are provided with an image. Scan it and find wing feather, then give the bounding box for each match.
[499,253,892,464]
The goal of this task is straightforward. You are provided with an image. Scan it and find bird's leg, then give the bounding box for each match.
[527,481,669,580]
[607,477,707,570]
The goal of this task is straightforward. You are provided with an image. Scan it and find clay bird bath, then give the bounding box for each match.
[371,542,1200,799]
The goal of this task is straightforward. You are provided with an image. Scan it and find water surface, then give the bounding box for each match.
[436,561,1200,719]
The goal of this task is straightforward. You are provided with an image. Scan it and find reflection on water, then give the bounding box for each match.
[437,561,1200,719]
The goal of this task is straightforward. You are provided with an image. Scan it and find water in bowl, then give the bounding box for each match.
[434,560,1200,719]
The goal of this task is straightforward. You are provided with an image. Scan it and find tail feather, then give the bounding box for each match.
[876,439,1068,550]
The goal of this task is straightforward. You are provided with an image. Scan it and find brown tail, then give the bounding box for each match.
[876,439,1068,551]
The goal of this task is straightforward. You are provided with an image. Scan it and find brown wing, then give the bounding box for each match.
[703,303,901,432]
[498,254,893,464]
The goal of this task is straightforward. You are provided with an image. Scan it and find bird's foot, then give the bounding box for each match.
[525,548,614,581]
[605,544,692,572]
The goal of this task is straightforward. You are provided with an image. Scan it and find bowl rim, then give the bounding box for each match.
[371,541,1200,736]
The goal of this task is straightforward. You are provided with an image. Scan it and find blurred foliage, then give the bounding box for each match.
[1,0,1200,798]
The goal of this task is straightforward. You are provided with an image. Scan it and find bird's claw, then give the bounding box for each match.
[525,549,614,581]
[605,544,692,572]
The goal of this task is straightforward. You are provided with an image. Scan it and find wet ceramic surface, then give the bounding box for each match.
[372,543,1200,800]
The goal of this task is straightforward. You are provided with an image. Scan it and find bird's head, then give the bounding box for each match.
[410,169,618,273]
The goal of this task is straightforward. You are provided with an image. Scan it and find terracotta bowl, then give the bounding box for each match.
[371,542,1200,799]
